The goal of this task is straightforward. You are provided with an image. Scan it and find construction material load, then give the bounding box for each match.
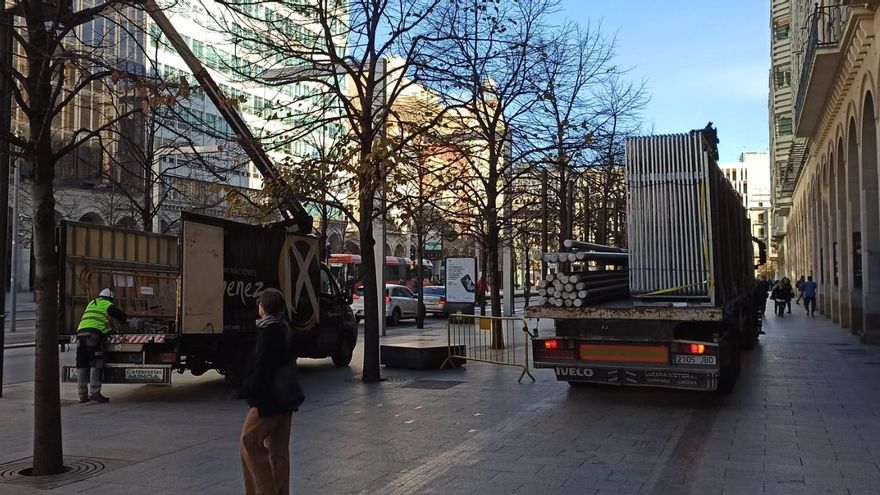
[624,126,753,304]
[563,239,627,253]
[532,240,629,307]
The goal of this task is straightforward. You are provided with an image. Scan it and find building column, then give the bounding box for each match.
[860,94,880,343]
[836,141,851,327]
[821,163,832,316]
[846,122,863,334]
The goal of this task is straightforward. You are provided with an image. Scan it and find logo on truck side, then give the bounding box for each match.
[555,367,594,377]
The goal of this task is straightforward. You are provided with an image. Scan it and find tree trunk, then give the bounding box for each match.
[358,163,381,383]
[320,208,329,263]
[415,232,425,329]
[486,219,503,349]
[31,149,64,475]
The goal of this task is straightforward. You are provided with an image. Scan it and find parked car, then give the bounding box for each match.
[351,284,419,325]
[421,286,448,316]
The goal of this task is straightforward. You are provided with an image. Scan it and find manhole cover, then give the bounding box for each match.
[0,457,114,490]
[401,380,463,390]
[345,377,409,384]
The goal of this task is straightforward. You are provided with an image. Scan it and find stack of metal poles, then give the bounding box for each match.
[532,240,629,307]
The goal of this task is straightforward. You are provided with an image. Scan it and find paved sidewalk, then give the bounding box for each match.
[1,310,880,494]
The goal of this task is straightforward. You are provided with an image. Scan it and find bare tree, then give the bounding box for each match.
[577,75,646,246]
[0,0,193,473]
[386,98,456,328]
[527,21,629,250]
[210,0,445,381]
[418,0,553,346]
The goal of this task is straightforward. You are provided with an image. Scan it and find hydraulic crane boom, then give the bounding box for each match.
[141,0,313,234]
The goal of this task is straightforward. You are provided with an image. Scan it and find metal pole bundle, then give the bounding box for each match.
[624,126,751,304]
[530,239,631,307]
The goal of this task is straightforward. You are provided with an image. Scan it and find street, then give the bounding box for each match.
[2,310,880,494]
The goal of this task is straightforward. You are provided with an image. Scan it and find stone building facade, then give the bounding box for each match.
[773,1,880,342]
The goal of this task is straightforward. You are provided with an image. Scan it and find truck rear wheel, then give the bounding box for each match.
[717,338,740,393]
[331,339,354,367]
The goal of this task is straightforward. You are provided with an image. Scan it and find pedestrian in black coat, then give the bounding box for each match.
[239,288,296,495]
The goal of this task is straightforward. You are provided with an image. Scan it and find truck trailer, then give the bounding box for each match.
[526,126,764,392]
[60,213,357,385]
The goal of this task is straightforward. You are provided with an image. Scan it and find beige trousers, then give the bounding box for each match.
[240,407,293,495]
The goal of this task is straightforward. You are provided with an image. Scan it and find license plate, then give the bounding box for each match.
[125,369,165,382]
[674,354,717,366]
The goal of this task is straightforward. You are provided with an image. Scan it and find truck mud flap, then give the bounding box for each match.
[553,366,717,391]
[62,365,172,385]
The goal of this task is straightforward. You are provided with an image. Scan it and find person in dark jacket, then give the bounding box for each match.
[240,288,295,495]
[771,280,792,318]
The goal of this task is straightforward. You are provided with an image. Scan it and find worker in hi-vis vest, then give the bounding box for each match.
[76,288,127,403]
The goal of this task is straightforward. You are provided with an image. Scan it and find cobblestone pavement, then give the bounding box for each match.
[1,310,879,494]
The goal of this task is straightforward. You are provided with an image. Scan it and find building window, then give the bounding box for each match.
[774,65,791,88]
[776,115,793,136]
[773,19,790,41]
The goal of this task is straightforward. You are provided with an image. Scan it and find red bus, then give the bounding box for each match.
[329,254,434,292]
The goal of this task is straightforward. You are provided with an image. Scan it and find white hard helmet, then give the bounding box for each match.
[98,288,114,299]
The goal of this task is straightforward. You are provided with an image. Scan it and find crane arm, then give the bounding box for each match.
[141,0,313,233]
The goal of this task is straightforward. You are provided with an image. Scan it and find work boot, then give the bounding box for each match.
[79,396,90,403]
[89,393,110,403]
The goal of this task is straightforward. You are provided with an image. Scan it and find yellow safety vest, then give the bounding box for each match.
[76,298,113,335]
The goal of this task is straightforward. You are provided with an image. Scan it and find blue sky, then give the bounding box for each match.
[557,0,770,162]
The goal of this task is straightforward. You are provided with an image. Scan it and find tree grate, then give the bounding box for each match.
[401,379,463,390]
[0,456,121,490]
[345,377,409,384]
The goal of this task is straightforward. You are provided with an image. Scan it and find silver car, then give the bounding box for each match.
[351,284,418,325]
[421,286,448,316]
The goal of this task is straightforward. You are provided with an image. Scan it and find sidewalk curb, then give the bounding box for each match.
[3,342,35,349]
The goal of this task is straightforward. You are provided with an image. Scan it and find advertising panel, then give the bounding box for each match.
[445,257,477,304]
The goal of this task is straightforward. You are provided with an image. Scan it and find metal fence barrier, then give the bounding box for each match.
[443,314,536,383]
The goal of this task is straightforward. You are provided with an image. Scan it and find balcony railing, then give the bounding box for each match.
[794,3,849,136]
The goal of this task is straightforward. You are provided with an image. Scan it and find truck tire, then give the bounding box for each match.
[717,338,740,393]
[331,339,354,367]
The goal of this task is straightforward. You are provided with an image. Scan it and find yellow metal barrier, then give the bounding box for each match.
[443,313,536,383]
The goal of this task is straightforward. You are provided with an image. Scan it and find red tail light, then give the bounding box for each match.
[690,344,706,355]
[544,339,559,350]
[353,294,360,300]
[439,296,446,305]
[384,295,391,303]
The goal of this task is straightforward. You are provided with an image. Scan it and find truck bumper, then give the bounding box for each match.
[62,364,173,385]
[535,362,719,391]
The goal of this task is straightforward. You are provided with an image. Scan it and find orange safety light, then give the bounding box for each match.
[690,344,706,355]
[544,339,559,350]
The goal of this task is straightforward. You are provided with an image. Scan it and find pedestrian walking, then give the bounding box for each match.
[76,288,127,403]
[783,277,794,314]
[801,275,818,316]
[240,288,301,495]
[795,275,806,305]
[770,280,792,318]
